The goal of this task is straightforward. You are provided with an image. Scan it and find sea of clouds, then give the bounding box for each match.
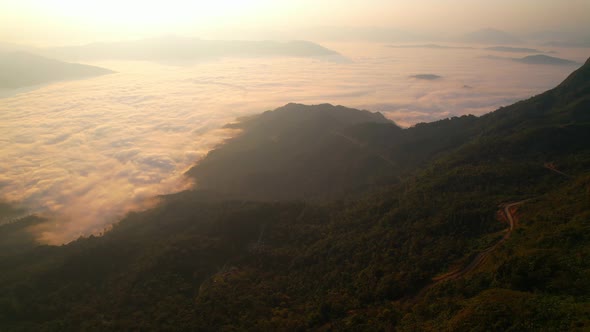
[0,43,586,244]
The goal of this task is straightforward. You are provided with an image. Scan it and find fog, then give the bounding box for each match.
[0,42,587,244]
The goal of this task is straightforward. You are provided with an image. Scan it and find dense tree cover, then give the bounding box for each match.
[1,58,589,331]
[186,103,397,200]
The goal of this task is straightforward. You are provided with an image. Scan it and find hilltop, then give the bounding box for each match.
[516,54,579,66]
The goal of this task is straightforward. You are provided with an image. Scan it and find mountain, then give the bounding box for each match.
[186,102,485,201]
[0,52,113,89]
[42,37,340,62]
[516,54,579,66]
[484,54,579,67]
[0,59,589,330]
[485,46,545,53]
[461,28,522,44]
[386,45,545,53]
[187,103,396,200]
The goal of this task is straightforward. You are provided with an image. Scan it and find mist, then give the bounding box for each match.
[1,42,586,243]
[1,0,589,245]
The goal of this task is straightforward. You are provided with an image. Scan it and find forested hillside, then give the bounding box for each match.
[1,58,589,331]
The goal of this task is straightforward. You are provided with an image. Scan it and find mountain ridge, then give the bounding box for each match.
[42,37,341,62]
[0,51,114,89]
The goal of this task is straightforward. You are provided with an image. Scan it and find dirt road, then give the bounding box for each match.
[412,200,527,299]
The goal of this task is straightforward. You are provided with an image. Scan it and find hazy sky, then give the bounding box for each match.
[1,0,589,45]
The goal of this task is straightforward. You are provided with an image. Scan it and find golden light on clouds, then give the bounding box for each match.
[1,46,584,243]
[1,0,588,45]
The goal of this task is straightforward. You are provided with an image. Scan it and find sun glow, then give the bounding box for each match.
[2,0,588,46]
[25,0,276,26]
[0,0,283,45]
[0,0,290,44]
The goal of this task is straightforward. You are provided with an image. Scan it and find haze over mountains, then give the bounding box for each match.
[0,38,343,92]
[0,52,113,89]
[484,54,581,66]
[0,27,585,93]
[516,54,580,65]
[1,36,586,244]
[41,37,341,62]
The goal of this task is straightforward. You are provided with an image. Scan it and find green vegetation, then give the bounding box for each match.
[1,58,589,331]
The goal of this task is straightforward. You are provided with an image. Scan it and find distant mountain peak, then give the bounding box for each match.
[517,54,579,66]
[268,103,392,126]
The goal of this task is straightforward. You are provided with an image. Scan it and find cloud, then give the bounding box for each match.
[0,47,580,244]
[410,74,442,80]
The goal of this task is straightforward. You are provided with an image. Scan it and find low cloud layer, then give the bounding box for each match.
[0,43,586,244]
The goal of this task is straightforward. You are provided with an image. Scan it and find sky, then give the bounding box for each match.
[1,0,589,45]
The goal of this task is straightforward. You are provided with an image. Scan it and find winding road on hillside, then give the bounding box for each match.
[332,127,534,298]
[413,200,528,299]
